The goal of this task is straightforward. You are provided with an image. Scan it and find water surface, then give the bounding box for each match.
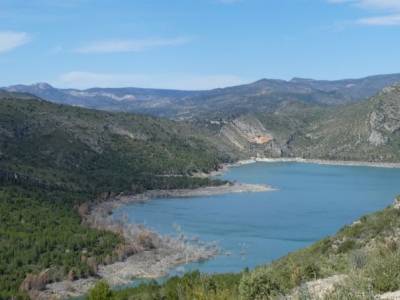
[114,162,400,274]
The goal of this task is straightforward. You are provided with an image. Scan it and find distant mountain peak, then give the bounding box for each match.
[3,73,400,118]
[251,78,287,85]
[290,77,316,83]
[32,82,53,90]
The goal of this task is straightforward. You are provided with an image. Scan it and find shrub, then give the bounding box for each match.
[363,250,400,293]
[337,239,357,253]
[239,268,282,300]
[349,250,368,270]
[87,281,112,300]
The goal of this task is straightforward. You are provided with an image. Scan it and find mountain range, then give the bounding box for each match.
[5,73,400,120]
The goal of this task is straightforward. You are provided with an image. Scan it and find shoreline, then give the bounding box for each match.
[193,158,400,181]
[225,157,400,171]
[36,157,400,299]
[39,182,272,299]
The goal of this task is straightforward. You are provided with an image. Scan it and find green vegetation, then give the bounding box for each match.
[0,93,231,298]
[0,95,231,193]
[0,185,121,299]
[89,271,241,300]
[238,201,400,299]
[88,281,113,300]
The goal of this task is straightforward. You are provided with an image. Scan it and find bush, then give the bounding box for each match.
[348,250,367,270]
[87,281,112,300]
[239,268,283,300]
[112,272,241,300]
[363,251,400,293]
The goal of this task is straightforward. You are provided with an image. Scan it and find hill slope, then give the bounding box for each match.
[214,84,400,162]
[0,92,232,193]
[0,92,232,298]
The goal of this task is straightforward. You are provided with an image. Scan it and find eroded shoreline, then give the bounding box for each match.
[35,158,400,299]
[38,182,272,299]
[230,157,400,170]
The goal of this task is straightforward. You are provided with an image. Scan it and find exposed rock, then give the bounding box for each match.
[368,87,400,147]
[220,115,281,158]
[285,275,347,300]
[368,130,388,146]
[393,197,400,210]
[380,290,400,299]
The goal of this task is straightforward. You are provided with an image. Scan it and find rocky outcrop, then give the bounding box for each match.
[380,290,400,299]
[368,86,400,146]
[220,115,283,157]
[286,275,347,299]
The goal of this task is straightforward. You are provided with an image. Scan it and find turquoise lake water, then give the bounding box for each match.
[114,162,400,275]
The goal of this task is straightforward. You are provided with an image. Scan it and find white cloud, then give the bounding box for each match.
[357,14,400,25]
[55,71,247,90]
[328,0,400,11]
[0,31,31,53]
[329,0,400,26]
[75,37,191,54]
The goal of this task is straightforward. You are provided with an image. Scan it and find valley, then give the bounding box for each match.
[1,75,400,299]
[4,1,400,299]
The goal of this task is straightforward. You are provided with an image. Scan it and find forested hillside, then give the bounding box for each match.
[0,92,232,193]
[0,92,231,298]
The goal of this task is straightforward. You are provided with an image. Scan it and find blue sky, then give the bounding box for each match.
[1,0,400,89]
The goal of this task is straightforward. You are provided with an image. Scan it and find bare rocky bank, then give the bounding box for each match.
[34,182,271,299]
[232,157,400,169]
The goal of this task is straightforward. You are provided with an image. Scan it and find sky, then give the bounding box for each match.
[1,0,400,90]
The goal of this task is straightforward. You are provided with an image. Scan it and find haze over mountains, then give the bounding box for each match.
[5,73,400,120]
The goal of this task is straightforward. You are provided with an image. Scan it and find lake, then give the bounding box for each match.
[114,162,400,275]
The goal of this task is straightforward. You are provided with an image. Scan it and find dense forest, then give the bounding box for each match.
[0,185,120,299]
[0,94,233,192]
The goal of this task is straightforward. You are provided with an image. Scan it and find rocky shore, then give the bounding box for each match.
[231,157,400,169]
[36,182,271,299]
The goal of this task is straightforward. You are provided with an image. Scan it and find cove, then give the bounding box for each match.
[114,162,400,275]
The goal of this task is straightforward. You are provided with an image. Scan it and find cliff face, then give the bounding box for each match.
[219,115,282,158]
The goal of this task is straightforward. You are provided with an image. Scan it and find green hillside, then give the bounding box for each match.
[0,92,231,298]
[0,93,232,193]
